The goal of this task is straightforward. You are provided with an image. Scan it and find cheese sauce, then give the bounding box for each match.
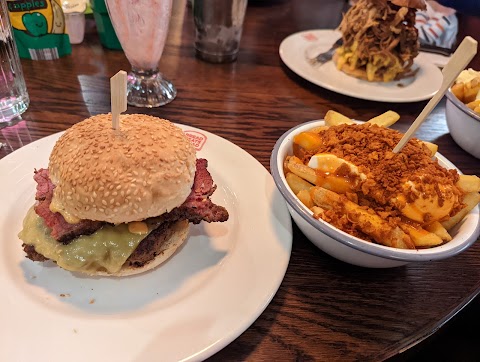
[49,194,81,224]
[18,207,149,274]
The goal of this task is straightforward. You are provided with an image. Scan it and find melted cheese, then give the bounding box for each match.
[393,181,457,223]
[19,207,150,274]
[307,153,366,193]
[49,194,81,224]
[128,221,149,235]
[307,154,456,223]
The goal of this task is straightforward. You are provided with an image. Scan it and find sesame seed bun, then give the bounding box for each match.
[48,114,196,224]
[390,0,426,10]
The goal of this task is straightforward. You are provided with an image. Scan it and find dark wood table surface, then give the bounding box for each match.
[1,0,479,360]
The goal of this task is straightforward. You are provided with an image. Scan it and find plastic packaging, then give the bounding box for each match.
[62,0,87,44]
[6,0,72,60]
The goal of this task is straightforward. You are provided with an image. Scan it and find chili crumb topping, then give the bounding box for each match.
[304,123,463,209]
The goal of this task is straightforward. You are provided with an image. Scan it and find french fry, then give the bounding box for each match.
[286,172,314,195]
[286,155,304,165]
[310,187,415,249]
[283,109,480,250]
[475,106,480,113]
[310,206,325,217]
[456,175,480,193]
[463,77,480,103]
[425,221,452,242]
[297,189,314,208]
[422,141,438,157]
[324,110,355,126]
[367,110,400,127]
[451,82,465,102]
[286,156,317,184]
[293,131,323,152]
[442,192,480,230]
[466,100,480,110]
[399,223,444,247]
[287,156,354,193]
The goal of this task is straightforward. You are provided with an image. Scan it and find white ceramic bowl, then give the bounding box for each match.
[270,120,480,268]
[446,89,480,159]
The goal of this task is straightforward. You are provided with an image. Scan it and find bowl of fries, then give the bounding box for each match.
[270,111,480,268]
[447,74,480,159]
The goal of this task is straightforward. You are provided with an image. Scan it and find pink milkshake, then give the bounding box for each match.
[106,0,176,107]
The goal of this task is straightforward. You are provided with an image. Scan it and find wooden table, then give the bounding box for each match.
[1,1,479,360]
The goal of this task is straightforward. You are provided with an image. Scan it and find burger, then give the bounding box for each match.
[334,0,427,82]
[18,114,229,276]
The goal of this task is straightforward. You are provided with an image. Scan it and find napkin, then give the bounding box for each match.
[415,1,458,50]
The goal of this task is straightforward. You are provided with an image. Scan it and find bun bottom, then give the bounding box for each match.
[333,53,416,82]
[96,220,190,277]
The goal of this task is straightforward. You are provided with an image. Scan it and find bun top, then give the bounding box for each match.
[390,0,426,10]
[49,114,196,224]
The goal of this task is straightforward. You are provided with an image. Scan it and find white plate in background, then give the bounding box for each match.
[279,29,443,103]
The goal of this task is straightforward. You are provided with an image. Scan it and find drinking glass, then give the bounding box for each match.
[194,0,248,63]
[105,0,176,107]
[0,0,29,123]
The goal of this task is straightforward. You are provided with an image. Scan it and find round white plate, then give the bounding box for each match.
[279,29,443,103]
[0,124,292,362]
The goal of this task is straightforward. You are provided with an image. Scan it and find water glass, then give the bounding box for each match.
[0,1,29,123]
[194,0,248,63]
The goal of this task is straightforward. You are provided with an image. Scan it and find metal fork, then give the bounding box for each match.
[308,38,343,65]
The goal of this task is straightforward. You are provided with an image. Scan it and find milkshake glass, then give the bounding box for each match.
[105,0,176,107]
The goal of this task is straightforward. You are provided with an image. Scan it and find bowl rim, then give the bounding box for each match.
[445,88,480,123]
[270,120,480,262]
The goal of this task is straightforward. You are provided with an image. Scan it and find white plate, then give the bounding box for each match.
[0,124,292,362]
[279,29,443,103]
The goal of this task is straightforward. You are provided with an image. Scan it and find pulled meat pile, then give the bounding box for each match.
[337,0,421,81]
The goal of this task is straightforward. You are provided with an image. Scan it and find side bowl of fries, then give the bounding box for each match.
[270,117,480,268]
[446,88,480,159]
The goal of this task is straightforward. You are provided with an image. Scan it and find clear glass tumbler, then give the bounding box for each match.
[194,0,248,63]
[105,0,176,107]
[0,1,29,123]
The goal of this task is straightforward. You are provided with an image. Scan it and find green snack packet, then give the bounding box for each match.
[7,0,72,60]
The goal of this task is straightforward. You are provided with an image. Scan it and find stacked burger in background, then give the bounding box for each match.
[335,0,427,82]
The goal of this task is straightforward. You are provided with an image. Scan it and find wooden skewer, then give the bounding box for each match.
[110,70,127,130]
[392,36,478,154]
